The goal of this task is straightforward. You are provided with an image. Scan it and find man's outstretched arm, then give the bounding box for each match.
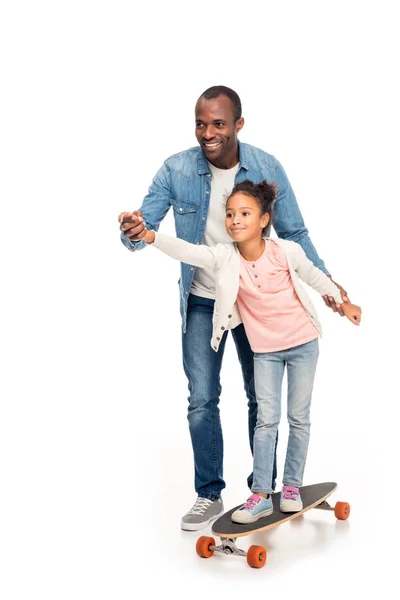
[118,162,173,252]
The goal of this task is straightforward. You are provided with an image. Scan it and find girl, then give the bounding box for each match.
[133,180,361,523]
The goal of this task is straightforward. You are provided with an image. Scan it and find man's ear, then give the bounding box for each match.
[236,117,244,134]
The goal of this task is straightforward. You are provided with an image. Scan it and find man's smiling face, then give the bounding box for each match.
[195,94,244,168]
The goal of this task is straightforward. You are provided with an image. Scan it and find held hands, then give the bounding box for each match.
[118,211,154,243]
[323,277,349,316]
[323,277,361,325]
[118,210,146,240]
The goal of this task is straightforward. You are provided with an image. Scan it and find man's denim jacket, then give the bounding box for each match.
[121,141,329,333]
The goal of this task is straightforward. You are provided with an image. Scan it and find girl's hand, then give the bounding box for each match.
[339,301,362,325]
[143,227,155,244]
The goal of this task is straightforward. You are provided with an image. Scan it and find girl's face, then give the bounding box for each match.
[225,192,269,243]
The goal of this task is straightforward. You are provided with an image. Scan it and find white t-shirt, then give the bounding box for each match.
[190,161,239,299]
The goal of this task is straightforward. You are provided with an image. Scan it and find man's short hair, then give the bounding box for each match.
[199,86,242,121]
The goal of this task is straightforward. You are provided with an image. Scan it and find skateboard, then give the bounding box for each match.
[196,482,350,568]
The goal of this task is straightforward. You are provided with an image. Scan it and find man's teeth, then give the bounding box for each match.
[205,142,220,147]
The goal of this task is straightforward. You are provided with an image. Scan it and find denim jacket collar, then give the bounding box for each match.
[197,140,249,175]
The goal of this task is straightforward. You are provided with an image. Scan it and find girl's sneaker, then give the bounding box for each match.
[280,485,303,512]
[231,494,273,524]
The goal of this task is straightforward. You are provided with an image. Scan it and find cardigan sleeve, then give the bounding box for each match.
[287,241,343,303]
[152,232,228,270]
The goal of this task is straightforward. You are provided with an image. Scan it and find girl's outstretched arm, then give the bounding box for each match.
[289,241,362,326]
[143,228,228,270]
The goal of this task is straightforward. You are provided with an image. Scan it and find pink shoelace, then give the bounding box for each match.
[282,486,299,500]
[241,494,261,510]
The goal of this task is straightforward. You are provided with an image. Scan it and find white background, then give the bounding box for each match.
[0,1,398,598]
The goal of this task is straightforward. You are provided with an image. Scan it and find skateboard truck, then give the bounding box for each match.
[314,500,334,511]
[196,535,267,568]
[314,499,350,518]
[210,537,247,557]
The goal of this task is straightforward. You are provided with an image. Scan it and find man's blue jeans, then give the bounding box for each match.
[182,294,277,500]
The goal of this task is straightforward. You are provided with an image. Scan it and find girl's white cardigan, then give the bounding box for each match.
[152,233,342,352]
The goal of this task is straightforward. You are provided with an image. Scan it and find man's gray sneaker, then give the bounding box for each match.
[181,497,224,531]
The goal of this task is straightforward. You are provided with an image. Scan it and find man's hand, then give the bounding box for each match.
[118,210,146,241]
[323,277,349,316]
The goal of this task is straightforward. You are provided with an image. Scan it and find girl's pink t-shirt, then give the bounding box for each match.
[237,239,319,353]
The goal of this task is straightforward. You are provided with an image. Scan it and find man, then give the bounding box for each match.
[119,86,348,531]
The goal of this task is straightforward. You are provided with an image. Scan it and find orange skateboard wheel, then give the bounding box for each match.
[246,545,267,568]
[196,536,215,558]
[334,501,350,520]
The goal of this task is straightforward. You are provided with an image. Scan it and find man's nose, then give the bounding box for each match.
[203,125,216,139]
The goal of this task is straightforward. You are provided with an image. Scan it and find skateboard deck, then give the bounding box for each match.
[196,482,350,568]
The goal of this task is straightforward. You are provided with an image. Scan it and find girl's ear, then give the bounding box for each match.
[261,213,270,228]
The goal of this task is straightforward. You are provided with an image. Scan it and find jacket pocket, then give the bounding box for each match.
[172,198,199,214]
[172,198,200,238]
